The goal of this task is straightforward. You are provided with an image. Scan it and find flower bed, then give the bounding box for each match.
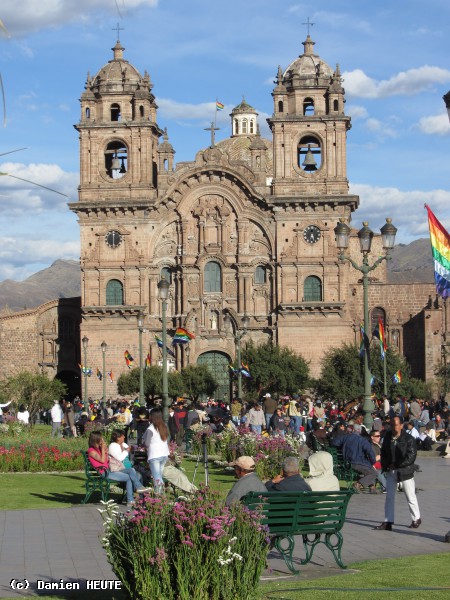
[100,487,269,600]
[0,439,85,472]
[192,426,304,480]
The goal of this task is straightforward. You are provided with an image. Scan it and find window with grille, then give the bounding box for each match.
[106,279,124,305]
[204,261,222,293]
[304,276,322,301]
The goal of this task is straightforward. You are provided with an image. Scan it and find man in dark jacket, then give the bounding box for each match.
[375,416,421,531]
[341,432,378,493]
[265,457,311,492]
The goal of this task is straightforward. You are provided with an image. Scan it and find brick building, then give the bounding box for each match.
[1,34,448,399]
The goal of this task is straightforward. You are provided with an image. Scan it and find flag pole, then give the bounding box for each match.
[214,98,218,129]
[383,348,387,396]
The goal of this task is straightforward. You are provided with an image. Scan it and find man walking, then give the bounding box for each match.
[375,416,421,531]
[51,400,64,437]
[262,393,277,431]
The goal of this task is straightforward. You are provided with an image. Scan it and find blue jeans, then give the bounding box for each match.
[149,456,168,493]
[108,468,143,503]
[290,416,302,435]
[250,425,262,435]
[265,414,273,430]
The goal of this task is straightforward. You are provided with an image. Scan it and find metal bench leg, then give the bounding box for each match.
[300,533,321,565]
[325,532,347,569]
[274,535,299,574]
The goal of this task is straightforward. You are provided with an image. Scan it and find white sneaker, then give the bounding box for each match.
[137,487,152,494]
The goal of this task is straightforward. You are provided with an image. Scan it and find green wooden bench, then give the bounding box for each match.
[81,450,126,504]
[243,490,353,574]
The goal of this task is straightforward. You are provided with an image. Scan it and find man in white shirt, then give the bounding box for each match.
[405,421,420,439]
[51,400,64,437]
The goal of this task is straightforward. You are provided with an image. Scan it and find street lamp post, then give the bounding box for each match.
[185,344,190,366]
[224,314,250,399]
[101,341,107,402]
[157,277,170,423]
[82,335,89,404]
[137,311,145,405]
[334,218,397,429]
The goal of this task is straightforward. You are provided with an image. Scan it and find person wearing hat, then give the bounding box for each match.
[262,393,278,431]
[225,456,266,506]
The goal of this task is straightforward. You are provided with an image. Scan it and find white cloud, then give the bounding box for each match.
[1,0,158,36]
[0,162,78,212]
[343,66,450,98]
[350,183,450,242]
[364,118,397,139]
[417,113,450,136]
[156,98,226,122]
[347,105,368,120]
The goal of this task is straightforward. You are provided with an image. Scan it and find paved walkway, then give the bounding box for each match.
[0,456,449,597]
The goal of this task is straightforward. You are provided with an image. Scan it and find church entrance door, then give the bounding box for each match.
[197,351,231,403]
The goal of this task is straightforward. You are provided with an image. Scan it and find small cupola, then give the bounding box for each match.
[230,97,258,137]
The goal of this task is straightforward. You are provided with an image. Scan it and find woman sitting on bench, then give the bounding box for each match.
[87,430,150,506]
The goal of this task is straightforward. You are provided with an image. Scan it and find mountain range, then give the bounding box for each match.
[0,239,435,313]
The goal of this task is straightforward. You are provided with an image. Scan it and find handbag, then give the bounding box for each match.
[109,455,126,472]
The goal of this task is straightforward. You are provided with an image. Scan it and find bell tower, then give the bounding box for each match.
[76,39,163,203]
[269,35,356,201]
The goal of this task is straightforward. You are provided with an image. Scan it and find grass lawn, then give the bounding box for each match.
[1,553,448,600]
[259,552,450,599]
[0,459,235,510]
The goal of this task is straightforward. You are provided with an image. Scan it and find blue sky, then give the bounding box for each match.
[1,0,450,281]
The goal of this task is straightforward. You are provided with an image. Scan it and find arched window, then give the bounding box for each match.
[110,103,121,122]
[85,107,90,119]
[249,119,254,134]
[204,261,222,293]
[234,119,239,134]
[303,97,315,115]
[371,307,386,336]
[255,265,267,284]
[106,279,124,305]
[278,100,284,113]
[161,267,172,285]
[304,276,322,301]
[105,140,128,179]
[139,105,144,118]
[333,99,339,112]
[242,119,248,134]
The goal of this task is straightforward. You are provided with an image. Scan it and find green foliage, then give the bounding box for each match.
[316,343,363,401]
[117,366,185,400]
[2,372,67,425]
[101,488,269,600]
[180,364,218,400]
[241,341,309,396]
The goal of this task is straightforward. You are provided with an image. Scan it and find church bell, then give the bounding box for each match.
[111,156,121,171]
[302,144,317,171]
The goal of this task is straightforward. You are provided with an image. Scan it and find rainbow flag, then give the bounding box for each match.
[391,370,402,384]
[373,317,387,359]
[216,100,224,110]
[145,353,151,369]
[240,362,251,378]
[155,335,176,358]
[96,368,103,381]
[79,364,92,376]
[172,327,195,344]
[124,350,134,369]
[108,370,114,383]
[425,204,450,299]
[229,363,238,376]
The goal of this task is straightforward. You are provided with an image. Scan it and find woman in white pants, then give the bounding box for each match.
[374,416,420,531]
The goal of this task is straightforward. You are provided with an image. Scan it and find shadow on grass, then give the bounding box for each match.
[30,491,125,505]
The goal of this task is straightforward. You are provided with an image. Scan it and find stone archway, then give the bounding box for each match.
[197,351,231,403]
[55,370,80,399]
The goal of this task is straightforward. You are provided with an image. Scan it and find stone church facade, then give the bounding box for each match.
[2,35,446,399]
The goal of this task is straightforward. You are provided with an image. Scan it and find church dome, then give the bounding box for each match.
[216,135,273,172]
[283,35,333,85]
[91,41,144,94]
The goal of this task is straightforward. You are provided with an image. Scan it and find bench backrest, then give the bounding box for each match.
[243,490,353,535]
[81,450,107,480]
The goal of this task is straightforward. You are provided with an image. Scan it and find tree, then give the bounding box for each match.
[241,341,310,397]
[3,371,67,426]
[315,344,363,402]
[117,366,185,401]
[180,365,218,401]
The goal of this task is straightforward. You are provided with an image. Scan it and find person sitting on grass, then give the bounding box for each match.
[87,430,150,507]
